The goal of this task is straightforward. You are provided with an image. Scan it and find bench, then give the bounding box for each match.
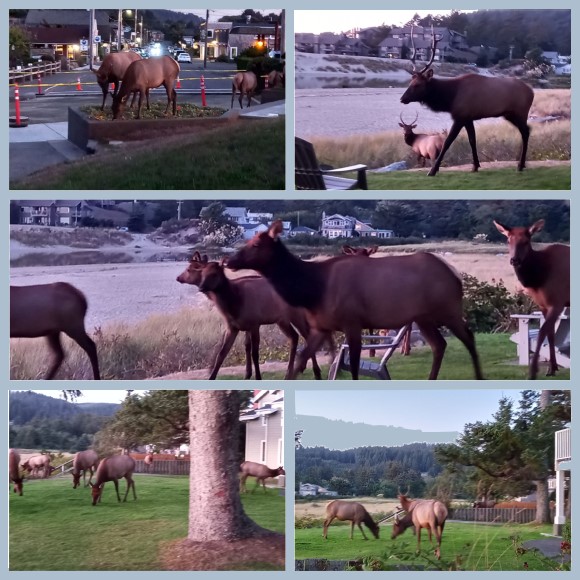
[328,324,412,380]
[295,137,368,190]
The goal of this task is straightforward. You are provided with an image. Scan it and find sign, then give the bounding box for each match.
[80,39,89,50]
[93,35,101,43]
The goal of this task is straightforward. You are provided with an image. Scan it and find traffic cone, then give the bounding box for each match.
[176,75,182,89]
[37,74,44,96]
[76,76,83,91]
[109,82,115,92]
[200,75,207,107]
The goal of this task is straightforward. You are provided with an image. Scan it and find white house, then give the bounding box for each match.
[553,424,571,535]
[298,482,338,497]
[241,223,268,240]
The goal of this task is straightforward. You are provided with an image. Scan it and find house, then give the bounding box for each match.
[298,482,338,497]
[240,390,284,469]
[200,206,248,224]
[290,226,318,237]
[553,424,571,535]
[200,21,233,60]
[247,211,274,224]
[228,24,278,57]
[321,213,357,238]
[241,223,268,240]
[554,63,571,75]
[295,32,318,53]
[17,200,91,226]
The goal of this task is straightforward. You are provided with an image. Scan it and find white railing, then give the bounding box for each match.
[555,428,571,463]
[9,62,62,83]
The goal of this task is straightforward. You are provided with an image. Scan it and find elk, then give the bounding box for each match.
[239,461,285,493]
[227,221,483,380]
[10,283,100,380]
[267,69,284,89]
[399,112,446,168]
[71,450,99,489]
[472,480,496,508]
[21,454,51,479]
[177,253,323,380]
[341,245,378,257]
[9,449,23,496]
[144,452,154,471]
[400,25,534,176]
[112,55,179,120]
[231,71,258,109]
[94,51,141,110]
[392,492,448,560]
[323,500,380,540]
[494,219,570,379]
[473,500,497,508]
[90,454,137,506]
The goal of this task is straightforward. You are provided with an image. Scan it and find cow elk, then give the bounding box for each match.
[21,454,52,478]
[392,492,448,560]
[9,449,23,496]
[10,283,100,380]
[112,56,179,119]
[90,454,137,506]
[177,253,322,380]
[323,500,380,540]
[144,452,154,470]
[239,461,285,493]
[227,221,483,380]
[231,71,258,109]
[399,112,446,168]
[72,450,99,488]
[400,25,534,176]
[94,51,141,110]
[494,219,570,379]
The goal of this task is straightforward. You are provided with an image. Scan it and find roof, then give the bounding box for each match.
[295,33,317,44]
[25,9,111,28]
[208,22,234,30]
[27,26,93,44]
[240,223,267,230]
[239,405,280,422]
[292,226,318,233]
[230,25,276,35]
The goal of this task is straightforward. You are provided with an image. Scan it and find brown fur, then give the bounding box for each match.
[239,461,284,493]
[94,51,141,110]
[72,450,99,488]
[399,114,446,168]
[323,500,380,540]
[9,449,23,496]
[10,283,100,380]
[22,454,51,478]
[90,455,137,506]
[231,71,258,109]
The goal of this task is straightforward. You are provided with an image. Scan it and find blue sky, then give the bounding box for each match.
[296,390,521,433]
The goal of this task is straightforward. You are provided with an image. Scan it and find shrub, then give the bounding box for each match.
[295,515,324,529]
[215,54,230,63]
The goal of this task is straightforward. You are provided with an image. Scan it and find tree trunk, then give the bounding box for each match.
[187,390,263,542]
[535,390,551,524]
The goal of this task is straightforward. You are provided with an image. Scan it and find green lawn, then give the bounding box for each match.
[9,475,284,571]
[366,166,570,190]
[11,118,285,190]
[219,333,570,381]
[295,521,566,571]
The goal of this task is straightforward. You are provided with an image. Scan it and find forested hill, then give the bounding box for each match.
[9,391,119,425]
[296,414,458,450]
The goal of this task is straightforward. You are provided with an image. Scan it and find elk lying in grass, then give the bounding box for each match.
[231,71,258,109]
[227,221,483,380]
[10,283,100,380]
[494,219,570,379]
[21,454,51,478]
[177,253,322,380]
[399,112,446,168]
[401,25,534,176]
[9,449,23,496]
[72,449,99,489]
[323,500,380,540]
[112,55,179,119]
[94,51,141,110]
[392,491,448,560]
[239,461,285,493]
[90,454,137,506]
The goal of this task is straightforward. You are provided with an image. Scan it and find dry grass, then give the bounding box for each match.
[10,226,132,248]
[295,497,400,520]
[530,89,571,118]
[311,120,570,170]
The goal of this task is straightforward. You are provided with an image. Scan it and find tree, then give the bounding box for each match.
[9,25,30,67]
[127,209,146,232]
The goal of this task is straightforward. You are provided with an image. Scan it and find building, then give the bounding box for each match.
[321,212,394,239]
[553,425,571,535]
[200,206,248,224]
[298,482,338,497]
[290,226,318,237]
[200,21,233,60]
[17,200,91,226]
[240,390,284,469]
[247,211,274,224]
[241,223,268,240]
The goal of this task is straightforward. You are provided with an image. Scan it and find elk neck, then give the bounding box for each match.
[211,276,242,321]
[404,132,418,147]
[512,249,549,290]
[421,77,458,114]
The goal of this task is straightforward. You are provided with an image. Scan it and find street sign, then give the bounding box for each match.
[93,35,101,43]
[80,39,89,50]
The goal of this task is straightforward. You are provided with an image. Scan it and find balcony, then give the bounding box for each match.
[555,427,571,463]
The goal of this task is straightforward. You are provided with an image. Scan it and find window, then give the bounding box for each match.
[260,440,266,462]
[230,46,238,58]
[206,29,214,39]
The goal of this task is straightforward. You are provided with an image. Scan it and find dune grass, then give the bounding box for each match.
[9,476,284,571]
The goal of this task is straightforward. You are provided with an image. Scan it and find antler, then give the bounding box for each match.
[416,24,441,75]
[399,111,419,126]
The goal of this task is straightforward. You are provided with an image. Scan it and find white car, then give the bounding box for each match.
[177,52,192,63]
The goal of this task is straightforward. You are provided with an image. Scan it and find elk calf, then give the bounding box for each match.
[323,500,380,540]
[399,113,445,168]
[239,461,284,493]
[494,219,570,379]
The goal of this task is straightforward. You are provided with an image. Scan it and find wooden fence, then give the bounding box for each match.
[134,460,189,475]
[9,62,62,83]
[450,507,554,524]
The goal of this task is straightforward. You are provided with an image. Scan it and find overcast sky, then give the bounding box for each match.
[296,390,521,432]
[295,10,475,34]
[173,9,281,21]
[26,390,147,405]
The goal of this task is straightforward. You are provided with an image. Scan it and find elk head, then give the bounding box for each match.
[198,261,227,293]
[399,111,419,134]
[90,482,104,506]
[276,466,286,476]
[176,252,208,285]
[13,479,23,496]
[227,220,284,272]
[72,472,82,489]
[494,219,545,268]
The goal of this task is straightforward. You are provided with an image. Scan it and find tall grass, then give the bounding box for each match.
[10,226,132,248]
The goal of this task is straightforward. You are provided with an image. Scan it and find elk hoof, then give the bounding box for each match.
[427,169,438,177]
[471,166,479,173]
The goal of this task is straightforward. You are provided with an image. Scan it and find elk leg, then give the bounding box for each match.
[278,322,299,380]
[239,92,244,109]
[243,332,253,379]
[292,330,327,379]
[249,327,262,380]
[415,322,446,380]
[350,521,355,540]
[428,120,464,177]
[323,516,336,539]
[65,327,101,380]
[546,326,559,376]
[129,90,137,109]
[345,328,362,380]
[171,88,177,116]
[416,527,422,554]
[231,86,236,109]
[530,307,560,379]
[464,120,481,171]
[45,332,65,380]
[445,318,484,380]
[113,479,121,502]
[240,473,248,493]
[209,327,240,380]
[358,522,369,540]
[504,113,531,171]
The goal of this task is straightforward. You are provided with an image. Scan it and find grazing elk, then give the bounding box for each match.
[231,71,258,109]
[112,56,179,119]
[392,491,448,560]
[21,454,52,479]
[90,454,137,506]
[227,221,483,380]
[177,253,323,380]
[94,51,141,110]
[72,450,99,489]
[239,461,285,493]
[399,112,446,168]
[323,500,380,540]
[400,25,534,176]
[494,219,570,379]
[9,449,23,496]
[10,283,100,380]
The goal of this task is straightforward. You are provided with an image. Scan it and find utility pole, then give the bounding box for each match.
[177,200,183,221]
[89,9,95,69]
[203,9,209,69]
[117,8,122,51]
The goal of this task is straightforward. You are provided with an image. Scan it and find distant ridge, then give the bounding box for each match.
[296,414,458,450]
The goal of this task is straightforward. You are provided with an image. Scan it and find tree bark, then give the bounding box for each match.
[535,390,551,524]
[187,390,264,541]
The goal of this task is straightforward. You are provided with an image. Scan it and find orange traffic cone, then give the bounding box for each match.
[76,76,83,91]
[176,76,182,89]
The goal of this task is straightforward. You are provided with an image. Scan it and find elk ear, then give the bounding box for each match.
[220,256,229,267]
[425,69,434,80]
[192,251,201,262]
[268,220,284,240]
[201,254,208,264]
[528,219,545,236]
[342,245,354,254]
[398,122,405,128]
[493,220,510,237]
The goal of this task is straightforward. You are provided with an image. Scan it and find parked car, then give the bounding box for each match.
[268,50,282,59]
[177,52,192,63]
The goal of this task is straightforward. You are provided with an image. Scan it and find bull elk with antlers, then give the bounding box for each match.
[399,112,446,168]
[401,25,534,176]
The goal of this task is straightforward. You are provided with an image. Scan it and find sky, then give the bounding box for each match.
[296,390,521,433]
[295,10,475,34]
[26,390,147,405]
[174,9,281,21]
